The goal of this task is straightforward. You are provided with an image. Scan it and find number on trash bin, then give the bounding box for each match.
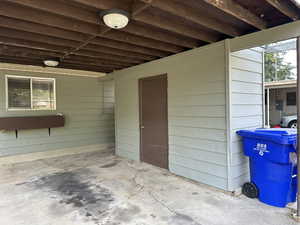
[254,143,269,156]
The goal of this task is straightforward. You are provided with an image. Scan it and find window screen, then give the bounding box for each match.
[7,77,31,109]
[32,79,55,110]
[286,92,296,106]
[6,76,56,110]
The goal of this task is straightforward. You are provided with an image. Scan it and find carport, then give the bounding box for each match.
[1,0,300,224]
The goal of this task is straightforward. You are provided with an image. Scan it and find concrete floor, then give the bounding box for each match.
[0,151,297,225]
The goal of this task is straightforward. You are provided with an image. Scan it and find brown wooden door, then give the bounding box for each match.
[139,74,168,169]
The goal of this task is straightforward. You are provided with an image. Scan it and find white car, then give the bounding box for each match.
[280,115,297,128]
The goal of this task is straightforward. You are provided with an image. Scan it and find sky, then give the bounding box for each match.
[283,49,297,78]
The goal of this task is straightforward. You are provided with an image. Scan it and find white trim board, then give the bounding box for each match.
[0,63,107,78]
[5,75,57,111]
[0,143,115,165]
[230,20,300,52]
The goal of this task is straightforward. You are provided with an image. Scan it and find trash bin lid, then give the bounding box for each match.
[237,128,297,145]
[255,128,297,135]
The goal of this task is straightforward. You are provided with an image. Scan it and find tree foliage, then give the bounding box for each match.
[264,51,295,82]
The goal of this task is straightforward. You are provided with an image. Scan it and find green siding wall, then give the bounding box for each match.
[0,69,115,157]
[113,42,229,190]
[229,48,264,190]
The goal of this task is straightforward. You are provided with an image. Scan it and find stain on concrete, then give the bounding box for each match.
[100,160,120,168]
[170,213,202,225]
[29,169,114,224]
[111,204,141,223]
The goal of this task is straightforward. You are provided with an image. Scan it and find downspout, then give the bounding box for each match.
[225,39,232,191]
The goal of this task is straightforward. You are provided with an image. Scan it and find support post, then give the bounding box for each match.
[267,88,270,128]
[293,37,300,222]
[297,37,300,219]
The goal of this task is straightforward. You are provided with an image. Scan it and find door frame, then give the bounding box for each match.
[138,74,169,168]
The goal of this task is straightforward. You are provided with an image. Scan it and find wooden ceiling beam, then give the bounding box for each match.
[90,38,169,57]
[139,0,243,37]
[130,1,218,44]
[67,0,129,11]
[263,0,300,20]
[74,49,144,64]
[0,17,167,57]
[4,0,98,24]
[0,29,152,62]
[62,59,123,70]
[66,55,133,68]
[0,36,72,53]
[104,30,184,53]
[132,0,153,16]
[0,2,102,34]
[82,44,156,61]
[0,45,136,67]
[0,45,63,58]
[0,52,118,71]
[66,0,199,48]
[201,0,267,30]
[0,27,79,48]
[0,55,112,73]
[0,41,126,69]
[59,63,112,73]
[133,10,220,42]
[0,4,184,53]
[1,1,193,50]
[0,16,90,42]
[0,56,53,68]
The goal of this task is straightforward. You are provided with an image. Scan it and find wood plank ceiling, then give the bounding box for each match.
[0,0,300,73]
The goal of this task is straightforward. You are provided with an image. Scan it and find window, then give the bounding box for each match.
[286,92,296,106]
[6,75,56,111]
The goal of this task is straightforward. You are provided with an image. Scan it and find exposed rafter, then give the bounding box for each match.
[264,0,300,20]
[67,0,200,48]
[0,36,72,53]
[0,6,184,53]
[0,45,135,68]
[104,30,185,53]
[0,27,79,48]
[132,0,153,16]
[201,0,268,29]
[0,0,297,72]
[0,17,169,57]
[0,31,156,62]
[138,0,242,37]
[0,50,126,73]
[1,0,196,49]
[134,11,220,43]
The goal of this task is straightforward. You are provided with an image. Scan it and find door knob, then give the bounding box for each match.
[141,126,145,129]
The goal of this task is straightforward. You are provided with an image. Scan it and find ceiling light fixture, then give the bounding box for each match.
[44,59,60,67]
[100,9,130,29]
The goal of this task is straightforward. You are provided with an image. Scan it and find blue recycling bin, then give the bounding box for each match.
[237,128,297,207]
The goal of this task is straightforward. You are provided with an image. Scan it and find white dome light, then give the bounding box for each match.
[101,9,130,29]
[44,59,59,67]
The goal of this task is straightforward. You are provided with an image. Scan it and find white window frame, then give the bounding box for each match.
[5,75,56,111]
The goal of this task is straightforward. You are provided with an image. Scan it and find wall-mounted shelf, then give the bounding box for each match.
[0,115,65,138]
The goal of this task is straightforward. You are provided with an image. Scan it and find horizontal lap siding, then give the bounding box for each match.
[229,48,264,190]
[115,42,228,190]
[0,70,115,157]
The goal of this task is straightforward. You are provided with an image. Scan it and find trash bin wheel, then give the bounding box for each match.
[242,182,258,199]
